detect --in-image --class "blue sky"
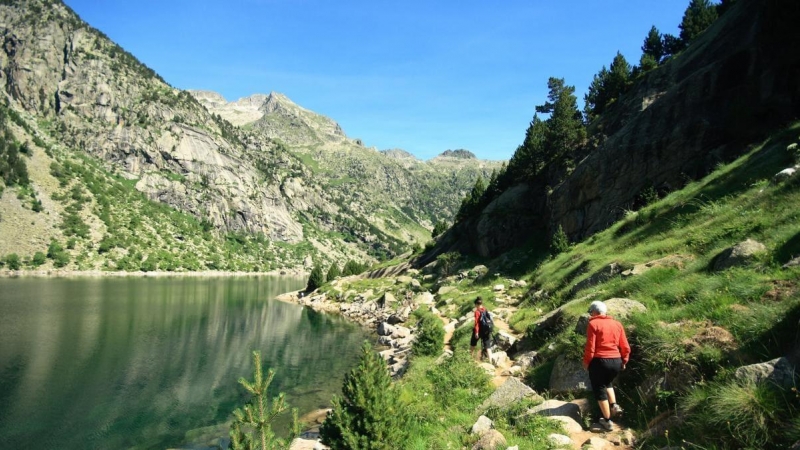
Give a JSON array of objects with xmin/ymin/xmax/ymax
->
[{"xmin": 64, "ymin": 0, "xmax": 689, "ymax": 161}]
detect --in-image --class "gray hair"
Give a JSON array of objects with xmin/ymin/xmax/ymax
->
[{"xmin": 588, "ymin": 300, "xmax": 607, "ymax": 315}]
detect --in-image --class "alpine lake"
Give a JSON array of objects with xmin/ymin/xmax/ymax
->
[{"xmin": 0, "ymin": 276, "xmax": 371, "ymax": 449}]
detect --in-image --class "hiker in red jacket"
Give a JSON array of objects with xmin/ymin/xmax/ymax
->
[
  {"xmin": 470, "ymin": 297, "xmax": 492, "ymax": 361},
  {"xmin": 583, "ymin": 300, "xmax": 631, "ymax": 431}
]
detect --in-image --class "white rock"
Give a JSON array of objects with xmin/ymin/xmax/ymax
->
[
  {"xmin": 471, "ymin": 415, "xmax": 493, "ymax": 435},
  {"xmin": 493, "ymin": 284, "xmax": 505, "ymax": 292},
  {"xmin": 490, "ymin": 351, "xmax": 508, "ymax": 367},
  {"xmin": 547, "ymin": 434, "xmax": 573, "ymax": 448}
]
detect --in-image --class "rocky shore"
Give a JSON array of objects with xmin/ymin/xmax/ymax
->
[{"xmin": 0, "ymin": 268, "xmax": 308, "ymax": 278}]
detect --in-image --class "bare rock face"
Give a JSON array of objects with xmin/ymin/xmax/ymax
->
[
  {"xmin": 549, "ymin": 355, "xmax": 591, "ymax": 393},
  {"xmin": 734, "ymin": 357, "xmax": 798, "ymax": 389}
]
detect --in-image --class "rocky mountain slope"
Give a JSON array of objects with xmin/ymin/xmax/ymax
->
[
  {"xmin": 0, "ymin": 0, "xmax": 502, "ymax": 272},
  {"xmin": 442, "ymin": 0, "xmax": 800, "ymax": 259}
]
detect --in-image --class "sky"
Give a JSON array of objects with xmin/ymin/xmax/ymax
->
[{"xmin": 63, "ymin": 0, "xmax": 690, "ymax": 161}]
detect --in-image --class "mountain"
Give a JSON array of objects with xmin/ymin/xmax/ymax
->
[{"xmin": 0, "ymin": 0, "xmax": 503, "ymax": 272}]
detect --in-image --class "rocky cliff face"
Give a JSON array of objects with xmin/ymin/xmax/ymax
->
[{"xmin": 453, "ymin": 0, "xmax": 800, "ymax": 258}]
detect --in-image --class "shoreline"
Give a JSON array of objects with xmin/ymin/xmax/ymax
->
[{"xmin": 0, "ymin": 268, "xmax": 308, "ymax": 278}]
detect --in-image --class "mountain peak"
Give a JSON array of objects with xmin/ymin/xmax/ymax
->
[{"xmin": 437, "ymin": 149, "xmax": 476, "ymax": 159}]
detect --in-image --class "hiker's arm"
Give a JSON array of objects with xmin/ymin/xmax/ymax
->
[
  {"xmin": 473, "ymin": 309, "xmax": 480, "ymax": 336},
  {"xmin": 619, "ymin": 324, "xmax": 631, "ymax": 368}
]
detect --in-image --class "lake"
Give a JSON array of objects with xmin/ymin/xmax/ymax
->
[{"xmin": 0, "ymin": 276, "xmax": 370, "ymax": 449}]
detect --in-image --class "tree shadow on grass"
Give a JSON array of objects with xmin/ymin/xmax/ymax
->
[{"xmin": 775, "ymin": 230, "xmax": 800, "ymax": 265}]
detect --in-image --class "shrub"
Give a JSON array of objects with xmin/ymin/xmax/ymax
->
[
  {"xmin": 326, "ymin": 263, "xmax": 341, "ymax": 281},
  {"xmin": 436, "ymin": 251, "xmax": 460, "ymax": 276},
  {"xmin": 53, "ymin": 251, "xmax": 70, "ymax": 268},
  {"xmin": 5, "ymin": 253, "xmax": 20, "ymax": 270},
  {"xmin": 412, "ymin": 309, "xmax": 445, "ymax": 357},
  {"xmin": 320, "ymin": 342, "xmax": 411, "ymax": 449},
  {"xmin": 31, "ymin": 251, "xmax": 46, "ymax": 267},
  {"xmin": 550, "ymin": 225, "xmax": 570, "ymax": 255}
]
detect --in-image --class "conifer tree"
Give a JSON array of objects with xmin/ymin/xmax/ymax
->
[
  {"xmin": 320, "ymin": 342, "xmax": 411, "ymax": 450},
  {"xmin": 606, "ymin": 52, "xmax": 632, "ymax": 103},
  {"xmin": 326, "ymin": 263, "xmax": 341, "ymax": 281},
  {"xmin": 229, "ymin": 351, "xmax": 299, "ymax": 450},
  {"xmin": 536, "ymin": 77, "xmax": 585, "ymax": 163},
  {"xmin": 431, "ymin": 220, "xmax": 448, "ymax": 238},
  {"xmin": 641, "ymin": 26, "xmax": 665, "ymax": 64},
  {"xmin": 306, "ymin": 264, "xmax": 324, "ymax": 293},
  {"xmin": 679, "ymin": 0, "xmax": 718, "ymax": 43}
]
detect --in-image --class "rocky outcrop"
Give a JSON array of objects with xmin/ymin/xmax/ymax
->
[
  {"xmin": 478, "ymin": 377, "xmax": 542, "ymax": 412},
  {"xmin": 734, "ymin": 357, "xmax": 797, "ymax": 389},
  {"xmin": 712, "ymin": 239, "xmax": 768, "ymax": 271},
  {"xmin": 549, "ymin": 355, "xmax": 591, "ymax": 393}
]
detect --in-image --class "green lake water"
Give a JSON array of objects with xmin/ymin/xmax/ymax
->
[{"xmin": 0, "ymin": 276, "xmax": 370, "ymax": 449}]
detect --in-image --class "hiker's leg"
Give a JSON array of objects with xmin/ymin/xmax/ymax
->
[
  {"xmin": 606, "ymin": 387, "xmax": 617, "ymax": 406},
  {"xmin": 470, "ymin": 345, "xmax": 478, "ymax": 360},
  {"xmin": 481, "ymin": 333, "xmax": 491, "ymax": 361},
  {"xmin": 597, "ymin": 399, "xmax": 611, "ymax": 420}
]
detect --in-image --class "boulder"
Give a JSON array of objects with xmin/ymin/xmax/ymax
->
[
  {"xmin": 414, "ymin": 292, "xmax": 435, "ymax": 305},
  {"xmin": 547, "ymin": 416, "xmax": 583, "ymax": 434},
  {"xmin": 410, "ymin": 279, "xmax": 422, "ymax": 290},
  {"xmin": 379, "ymin": 292, "xmax": 396, "ymax": 308},
  {"xmin": 713, "ymin": 239, "xmax": 767, "ymax": 271},
  {"xmin": 471, "ymin": 265, "xmax": 489, "ymax": 277},
  {"xmin": 471, "ymin": 415, "xmax": 493, "ymax": 435},
  {"xmin": 379, "ymin": 349, "xmax": 395, "ymax": 361},
  {"xmin": 495, "ymin": 331, "xmax": 517, "ymax": 351},
  {"xmin": 510, "ymin": 279, "xmax": 528, "ymax": 288},
  {"xmin": 547, "ymin": 434, "xmax": 572, "ymax": 448},
  {"xmin": 526, "ymin": 399, "xmax": 582, "ymax": 423},
  {"xmin": 490, "ymin": 351, "xmax": 509, "ymax": 367},
  {"xmin": 501, "ymin": 366, "xmax": 523, "ymax": 376},
  {"xmin": 387, "ymin": 314, "xmax": 405, "ymax": 325},
  {"xmin": 734, "ymin": 357, "xmax": 798, "ymax": 389},
  {"xmin": 377, "ymin": 322, "xmax": 396, "ymax": 336},
  {"xmin": 479, "ymin": 377, "xmax": 542, "ymax": 412},
  {"xmin": 479, "ymin": 362, "xmax": 496, "ymax": 376},
  {"xmin": 621, "ymin": 254, "xmax": 693, "ymax": 278},
  {"xmin": 783, "ymin": 256, "xmax": 800, "ymax": 269},
  {"xmin": 397, "ymin": 276, "xmax": 413, "ymax": 284},
  {"xmin": 774, "ymin": 167, "xmax": 797, "ymax": 182},
  {"xmin": 513, "ymin": 351, "xmax": 539, "ymax": 370},
  {"xmin": 471, "ymin": 429, "xmax": 506, "ymax": 450},
  {"xmin": 549, "ymin": 355, "xmax": 590, "ymax": 393},
  {"xmin": 391, "ymin": 326, "xmax": 411, "ymax": 339},
  {"xmin": 604, "ymin": 298, "xmax": 648, "ymax": 320},
  {"xmin": 377, "ymin": 335, "xmax": 393, "ymax": 346},
  {"xmin": 437, "ymin": 286, "xmax": 456, "ymax": 295},
  {"xmin": 493, "ymin": 284, "xmax": 505, "ymax": 292},
  {"xmin": 289, "ymin": 438, "xmax": 329, "ymax": 450}
]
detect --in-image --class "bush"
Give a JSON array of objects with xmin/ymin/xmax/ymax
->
[
  {"xmin": 320, "ymin": 342, "xmax": 411, "ymax": 449},
  {"xmin": 5, "ymin": 253, "xmax": 20, "ymax": 270},
  {"xmin": 31, "ymin": 251, "xmax": 46, "ymax": 267},
  {"xmin": 53, "ymin": 251, "xmax": 70, "ymax": 268},
  {"xmin": 550, "ymin": 225, "xmax": 570, "ymax": 255},
  {"xmin": 326, "ymin": 263, "xmax": 341, "ymax": 281},
  {"xmin": 412, "ymin": 309, "xmax": 445, "ymax": 357}
]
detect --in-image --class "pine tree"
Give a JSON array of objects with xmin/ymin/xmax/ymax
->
[
  {"xmin": 641, "ymin": 26, "xmax": 665, "ymax": 64},
  {"xmin": 431, "ymin": 221, "xmax": 448, "ymax": 238},
  {"xmin": 320, "ymin": 342, "xmax": 411, "ymax": 450},
  {"xmin": 606, "ymin": 52, "xmax": 632, "ymax": 104},
  {"xmin": 679, "ymin": 0, "xmax": 718, "ymax": 43},
  {"xmin": 229, "ymin": 351, "xmax": 299, "ymax": 450},
  {"xmin": 326, "ymin": 263, "xmax": 341, "ymax": 281},
  {"xmin": 536, "ymin": 77, "xmax": 585, "ymax": 164},
  {"xmin": 306, "ymin": 264, "xmax": 324, "ymax": 293},
  {"xmin": 509, "ymin": 114, "xmax": 548, "ymax": 178}
]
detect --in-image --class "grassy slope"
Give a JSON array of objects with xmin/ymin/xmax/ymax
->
[{"xmin": 342, "ymin": 122, "xmax": 800, "ymax": 449}]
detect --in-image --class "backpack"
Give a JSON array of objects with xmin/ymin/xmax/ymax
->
[{"xmin": 479, "ymin": 309, "xmax": 494, "ymax": 332}]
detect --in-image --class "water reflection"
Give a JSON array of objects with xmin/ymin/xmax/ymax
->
[{"xmin": 0, "ymin": 277, "xmax": 369, "ymax": 449}]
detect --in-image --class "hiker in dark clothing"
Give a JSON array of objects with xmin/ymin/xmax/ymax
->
[{"xmin": 470, "ymin": 297, "xmax": 493, "ymax": 361}]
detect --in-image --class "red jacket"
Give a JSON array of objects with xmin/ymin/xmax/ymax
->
[{"xmin": 583, "ymin": 315, "xmax": 631, "ymax": 367}]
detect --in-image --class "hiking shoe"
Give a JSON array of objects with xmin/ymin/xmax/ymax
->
[
  {"xmin": 611, "ymin": 403, "xmax": 623, "ymax": 418},
  {"xmin": 599, "ymin": 418, "xmax": 614, "ymax": 431}
]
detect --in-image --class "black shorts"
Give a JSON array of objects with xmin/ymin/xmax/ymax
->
[
  {"xmin": 588, "ymin": 358, "xmax": 622, "ymax": 400},
  {"xmin": 470, "ymin": 330, "xmax": 491, "ymax": 349}
]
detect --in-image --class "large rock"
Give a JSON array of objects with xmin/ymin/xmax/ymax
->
[
  {"xmin": 605, "ymin": 298, "xmax": 647, "ymax": 319},
  {"xmin": 377, "ymin": 322, "xmax": 396, "ymax": 336},
  {"xmin": 471, "ymin": 415, "xmax": 493, "ymax": 435},
  {"xmin": 513, "ymin": 351, "xmax": 539, "ymax": 370},
  {"xmin": 581, "ymin": 437, "xmax": 612, "ymax": 450},
  {"xmin": 378, "ymin": 291, "xmax": 396, "ymax": 308},
  {"xmin": 526, "ymin": 399, "xmax": 582, "ymax": 423},
  {"xmin": 391, "ymin": 326, "xmax": 411, "ymax": 339},
  {"xmin": 414, "ymin": 292, "xmax": 435, "ymax": 305},
  {"xmin": 547, "ymin": 434, "xmax": 573, "ymax": 448},
  {"xmin": 289, "ymin": 438, "xmax": 329, "ymax": 450},
  {"xmin": 734, "ymin": 357, "xmax": 797, "ymax": 389},
  {"xmin": 713, "ymin": 239, "xmax": 767, "ymax": 271},
  {"xmin": 621, "ymin": 254, "xmax": 693, "ymax": 278},
  {"xmin": 549, "ymin": 355, "xmax": 591, "ymax": 393},
  {"xmin": 547, "ymin": 416, "xmax": 583, "ymax": 434},
  {"xmin": 571, "ymin": 263, "xmax": 628, "ymax": 294},
  {"xmin": 490, "ymin": 351, "xmax": 508, "ymax": 368},
  {"xmin": 494, "ymin": 331, "xmax": 517, "ymax": 351},
  {"xmin": 479, "ymin": 377, "xmax": 543, "ymax": 412},
  {"xmin": 471, "ymin": 430, "xmax": 506, "ymax": 450}
]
